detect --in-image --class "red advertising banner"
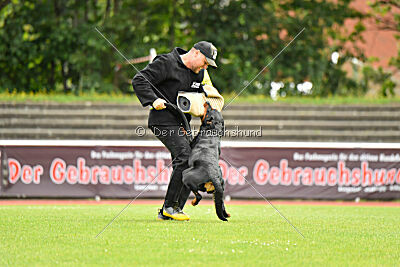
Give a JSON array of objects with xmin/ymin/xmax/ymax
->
[{"xmin": 1, "ymin": 141, "xmax": 400, "ymax": 199}]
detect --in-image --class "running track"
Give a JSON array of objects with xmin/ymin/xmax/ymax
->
[{"xmin": 0, "ymin": 199, "xmax": 399, "ymax": 207}]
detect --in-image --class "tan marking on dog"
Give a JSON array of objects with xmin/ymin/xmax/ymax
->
[{"xmin": 204, "ymin": 182, "xmax": 215, "ymax": 192}]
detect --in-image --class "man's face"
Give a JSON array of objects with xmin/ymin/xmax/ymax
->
[{"xmin": 193, "ymin": 50, "xmax": 209, "ymax": 73}]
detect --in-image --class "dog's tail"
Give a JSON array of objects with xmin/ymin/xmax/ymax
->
[{"xmin": 212, "ymin": 178, "xmax": 228, "ymax": 221}]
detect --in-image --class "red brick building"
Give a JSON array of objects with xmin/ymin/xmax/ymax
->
[{"xmin": 346, "ymin": 0, "xmax": 398, "ymax": 68}]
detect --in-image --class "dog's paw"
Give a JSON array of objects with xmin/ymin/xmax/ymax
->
[{"xmin": 223, "ymin": 210, "xmax": 231, "ymax": 218}]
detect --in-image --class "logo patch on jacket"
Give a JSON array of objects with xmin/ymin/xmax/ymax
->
[{"xmin": 191, "ymin": 82, "xmax": 201, "ymax": 89}]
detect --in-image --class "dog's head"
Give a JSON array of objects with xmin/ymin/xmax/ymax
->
[{"xmin": 201, "ymin": 102, "xmax": 224, "ymax": 133}]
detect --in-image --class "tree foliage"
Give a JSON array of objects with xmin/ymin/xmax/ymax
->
[
  {"xmin": 367, "ymin": 0, "xmax": 399, "ymax": 96},
  {"xmin": 0, "ymin": 0, "xmax": 375, "ymax": 97}
]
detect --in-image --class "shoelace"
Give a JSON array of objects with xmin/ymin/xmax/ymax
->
[{"xmin": 175, "ymin": 207, "xmax": 185, "ymax": 214}]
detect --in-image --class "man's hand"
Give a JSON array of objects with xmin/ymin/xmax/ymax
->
[{"xmin": 152, "ymin": 98, "xmax": 167, "ymax": 110}]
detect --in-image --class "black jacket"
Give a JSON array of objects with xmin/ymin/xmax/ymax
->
[{"xmin": 132, "ymin": 47, "xmax": 205, "ymax": 127}]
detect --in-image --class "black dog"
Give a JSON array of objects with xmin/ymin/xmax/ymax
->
[{"xmin": 180, "ymin": 103, "xmax": 230, "ymax": 221}]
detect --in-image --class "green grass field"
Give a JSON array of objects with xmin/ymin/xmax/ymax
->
[
  {"xmin": 1, "ymin": 204, "xmax": 399, "ymax": 266},
  {"xmin": 2, "ymin": 91, "xmax": 400, "ymax": 105}
]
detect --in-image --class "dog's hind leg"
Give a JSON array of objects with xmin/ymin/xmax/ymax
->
[
  {"xmin": 218, "ymin": 167, "xmax": 230, "ymax": 218},
  {"xmin": 222, "ymin": 203, "xmax": 231, "ymax": 218},
  {"xmin": 211, "ymin": 175, "xmax": 228, "ymax": 221}
]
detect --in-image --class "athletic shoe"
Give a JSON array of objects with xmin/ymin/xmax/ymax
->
[
  {"xmin": 157, "ymin": 209, "xmax": 172, "ymax": 221},
  {"xmin": 162, "ymin": 206, "xmax": 190, "ymax": 221}
]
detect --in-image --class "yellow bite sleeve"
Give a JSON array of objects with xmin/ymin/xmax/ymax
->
[{"xmin": 202, "ymin": 69, "xmax": 213, "ymax": 87}]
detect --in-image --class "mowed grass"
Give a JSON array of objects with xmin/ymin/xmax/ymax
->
[
  {"xmin": 0, "ymin": 203, "xmax": 399, "ymax": 266},
  {"xmin": 2, "ymin": 91, "xmax": 400, "ymax": 105}
]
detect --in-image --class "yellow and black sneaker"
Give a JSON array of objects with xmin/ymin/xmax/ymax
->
[
  {"xmin": 162, "ymin": 206, "xmax": 190, "ymax": 221},
  {"xmin": 157, "ymin": 209, "xmax": 172, "ymax": 221}
]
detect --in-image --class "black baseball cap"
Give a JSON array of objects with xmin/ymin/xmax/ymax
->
[{"xmin": 194, "ymin": 41, "xmax": 218, "ymax": 68}]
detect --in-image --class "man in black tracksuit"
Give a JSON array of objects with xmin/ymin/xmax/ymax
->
[{"xmin": 131, "ymin": 41, "xmax": 218, "ymax": 221}]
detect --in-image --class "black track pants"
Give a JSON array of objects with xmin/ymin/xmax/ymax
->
[{"xmin": 150, "ymin": 125, "xmax": 191, "ymax": 208}]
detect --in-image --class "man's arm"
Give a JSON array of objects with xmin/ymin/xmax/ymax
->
[{"xmin": 131, "ymin": 56, "xmax": 168, "ymax": 107}]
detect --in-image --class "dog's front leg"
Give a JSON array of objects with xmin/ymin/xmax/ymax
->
[
  {"xmin": 183, "ymin": 166, "xmax": 207, "ymax": 207},
  {"xmin": 191, "ymin": 191, "xmax": 202, "ymax": 206}
]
